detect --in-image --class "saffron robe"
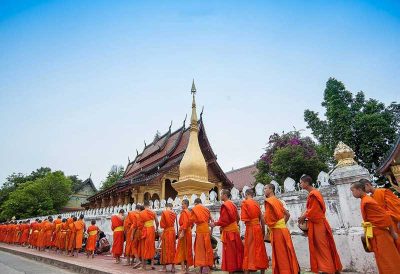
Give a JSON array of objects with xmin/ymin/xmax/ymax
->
[
  {"xmin": 53, "ymin": 218, "xmax": 62, "ymax": 247},
  {"xmin": 174, "ymin": 209, "xmax": 194, "ymax": 266},
  {"xmin": 36, "ymin": 222, "xmax": 45, "ymax": 248},
  {"xmin": 30, "ymin": 222, "xmax": 39, "ymax": 247},
  {"xmin": 86, "ymin": 225, "xmax": 99, "ymax": 252},
  {"xmin": 60, "ymin": 222, "xmax": 69, "ymax": 250},
  {"xmin": 241, "ymin": 199, "xmax": 269, "ymax": 271},
  {"xmin": 130, "ymin": 211, "xmax": 142, "ymax": 257},
  {"xmin": 361, "ymin": 194, "xmax": 400, "ymax": 273},
  {"xmin": 139, "ymin": 208, "xmax": 157, "ymax": 260},
  {"xmin": 43, "ymin": 221, "xmax": 54, "ymax": 247},
  {"xmin": 265, "ymin": 196, "xmax": 299, "ymax": 274},
  {"xmin": 305, "ymin": 189, "xmax": 342, "ymax": 273},
  {"xmin": 191, "ymin": 204, "xmax": 214, "ymax": 267},
  {"xmin": 124, "ymin": 211, "xmax": 135, "ymax": 257},
  {"xmin": 214, "ymin": 200, "xmax": 244, "ymax": 272},
  {"xmin": 65, "ymin": 218, "xmax": 74, "ymax": 251},
  {"xmin": 74, "ymin": 219, "xmax": 85, "ymax": 249},
  {"xmin": 111, "ymin": 214, "xmax": 124, "ymax": 257},
  {"xmin": 371, "ymin": 188, "xmax": 400, "ymax": 251},
  {"xmin": 19, "ymin": 223, "xmax": 30, "ymax": 245},
  {"xmin": 160, "ymin": 209, "xmax": 177, "ymax": 265},
  {"xmin": 68, "ymin": 220, "xmax": 76, "ymax": 251}
]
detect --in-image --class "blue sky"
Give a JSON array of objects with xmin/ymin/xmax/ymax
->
[{"xmin": 0, "ymin": 0, "xmax": 399, "ymax": 188}]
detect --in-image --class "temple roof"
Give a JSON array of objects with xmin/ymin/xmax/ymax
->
[
  {"xmin": 88, "ymin": 117, "xmax": 232, "ymax": 201},
  {"xmin": 226, "ymin": 164, "xmax": 258, "ymax": 191},
  {"xmin": 377, "ymin": 133, "xmax": 400, "ymax": 174},
  {"xmin": 73, "ymin": 177, "xmax": 97, "ymax": 193}
]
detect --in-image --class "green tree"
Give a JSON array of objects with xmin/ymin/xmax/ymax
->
[
  {"xmin": 0, "ymin": 171, "xmax": 72, "ymax": 220},
  {"xmin": 256, "ymin": 131, "xmax": 328, "ymax": 186},
  {"xmin": 100, "ymin": 165, "xmax": 125, "ymax": 191},
  {"xmin": 304, "ymin": 78, "xmax": 400, "ymax": 173}
]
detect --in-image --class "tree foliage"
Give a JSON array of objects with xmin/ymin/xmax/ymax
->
[
  {"xmin": 256, "ymin": 131, "xmax": 328, "ymax": 185},
  {"xmin": 100, "ymin": 165, "xmax": 125, "ymax": 191},
  {"xmin": 304, "ymin": 78, "xmax": 400, "ymax": 174},
  {"xmin": 0, "ymin": 171, "xmax": 72, "ymax": 220}
]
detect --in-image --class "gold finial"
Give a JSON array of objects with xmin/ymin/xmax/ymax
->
[
  {"xmin": 190, "ymin": 80, "xmax": 198, "ymax": 129},
  {"xmin": 334, "ymin": 141, "xmax": 357, "ymax": 167},
  {"xmin": 191, "ymin": 79, "xmax": 196, "ymax": 94}
]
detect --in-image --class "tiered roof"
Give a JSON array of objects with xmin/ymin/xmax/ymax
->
[{"xmin": 88, "ymin": 116, "xmax": 231, "ymax": 201}]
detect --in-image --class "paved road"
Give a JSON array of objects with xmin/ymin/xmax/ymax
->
[{"xmin": 0, "ymin": 250, "xmax": 77, "ymax": 274}]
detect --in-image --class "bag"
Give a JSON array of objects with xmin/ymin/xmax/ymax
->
[
  {"xmin": 361, "ymin": 235, "xmax": 372, "ymax": 253},
  {"xmin": 298, "ymin": 220, "xmax": 308, "ymax": 232}
]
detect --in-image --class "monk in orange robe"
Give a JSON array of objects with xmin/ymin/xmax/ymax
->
[
  {"xmin": 190, "ymin": 198, "xmax": 213, "ymax": 273},
  {"xmin": 124, "ymin": 209, "xmax": 136, "ymax": 265},
  {"xmin": 131, "ymin": 205, "xmax": 144, "ymax": 268},
  {"xmin": 160, "ymin": 203, "xmax": 177, "ymax": 272},
  {"xmin": 19, "ymin": 220, "xmax": 30, "ymax": 246},
  {"xmin": 43, "ymin": 216, "xmax": 54, "ymax": 249},
  {"xmin": 351, "ymin": 181, "xmax": 400, "ymax": 273},
  {"xmin": 363, "ymin": 179, "xmax": 400, "ymax": 251},
  {"xmin": 36, "ymin": 220, "xmax": 45, "ymax": 251},
  {"xmin": 264, "ymin": 184, "xmax": 299, "ymax": 274},
  {"xmin": 59, "ymin": 218, "xmax": 68, "ymax": 252},
  {"xmin": 139, "ymin": 200, "xmax": 159, "ymax": 270},
  {"xmin": 67, "ymin": 216, "xmax": 77, "ymax": 256},
  {"xmin": 53, "ymin": 216, "xmax": 62, "ymax": 249},
  {"xmin": 65, "ymin": 216, "xmax": 74, "ymax": 254},
  {"xmin": 15, "ymin": 221, "xmax": 22, "ymax": 244},
  {"xmin": 111, "ymin": 209, "xmax": 125, "ymax": 263},
  {"xmin": 86, "ymin": 219, "xmax": 99, "ymax": 258},
  {"xmin": 30, "ymin": 219, "xmax": 40, "ymax": 248},
  {"xmin": 211, "ymin": 189, "xmax": 244, "ymax": 273},
  {"xmin": 74, "ymin": 215, "xmax": 86, "ymax": 256},
  {"xmin": 174, "ymin": 199, "xmax": 193, "ymax": 273},
  {"xmin": 298, "ymin": 175, "xmax": 342, "ymax": 274},
  {"xmin": 241, "ymin": 188, "xmax": 269, "ymax": 274}
]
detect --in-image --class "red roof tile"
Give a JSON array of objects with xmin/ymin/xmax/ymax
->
[{"xmin": 226, "ymin": 164, "xmax": 258, "ymax": 190}]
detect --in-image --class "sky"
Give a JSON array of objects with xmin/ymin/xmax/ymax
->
[{"xmin": 0, "ymin": 0, "xmax": 399, "ymax": 189}]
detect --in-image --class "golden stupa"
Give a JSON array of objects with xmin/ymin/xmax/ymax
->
[{"xmin": 172, "ymin": 81, "xmax": 215, "ymax": 198}]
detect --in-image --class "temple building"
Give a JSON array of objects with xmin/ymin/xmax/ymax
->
[
  {"xmin": 86, "ymin": 82, "xmax": 232, "ymax": 209},
  {"xmin": 63, "ymin": 176, "xmax": 97, "ymax": 212},
  {"xmin": 378, "ymin": 134, "xmax": 400, "ymax": 192}
]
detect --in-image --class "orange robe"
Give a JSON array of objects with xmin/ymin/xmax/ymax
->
[
  {"xmin": 111, "ymin": 214, "xmax": 124, "ymax": 257},
  {"xmin": 86, "ymin": 225, "xmax": 99, "ymax": 252},
  {"xmin": 371, "ymin": 188, "xmax": 400, "ymax": 251},
  {"xmin": 265, "ymin": 196, "xmax": 299, "ymax": 274},
  {"xmin": 124, "ymin": 211, "xmax": 135, "ymax": 257},
  {"xmin": 68, "ymin": 221, "xmax": 76, "ymax": 251},
  {"xmin": 160, "ymin": 209, "xmax": 177, "ymax": 265},
  {"xmin": 174, "ymin": 209, "xmax": 194, "ymax": 266},
  {"xmin": 214, "ymin": 200, "xmax": 244, "ymax": 272},
  {"xmin": 74, "ymin": 220, "xmax": 85, "ymax": 249},
  {"xmin": 60, "ymin": 222, "xmax": 69, "ymax": 250},
  {"xmin": 15, "ymin": 224, "xmax": 21, "ymax": 244},
  {"xmin": 130, "ymin": 212, "xmax": 142, "ymax": 257},
  {"xmin": 241, "ymin": 199, "xmax": 268, "ymax": 271},
  {"xmin": 43, "ymin": 220, "xmax": 54, "ymax": 247},
  {"xmin": 20, "ymin": 224, "xmax": 30, "ymax": 245},
  {"xmin": 53, "ymin": 219, "xmax": 62, "ymax": 248},
  {"xmin": 191, "ymin": 204, "xmax": 213, "ymax": 267},
  {"xmin": 65, "ymin": 218, "xmax": 74, "ymax": 250},
  {"xmin": 305, "ymin": 189, "xmax": 342, "ymax": 273},
  {"xmin": 37, "ymin": 222, "xmax": 45, "ymax": 248},
  {"xmin": 30, "ymin": 222, "xmax": 39, "ymax": 247},
  {"xmin": 139, "ymin": 208, "xmax": 156, "ymax": 260},
  {"xmin": 361, "ymin": 194, "xmax": 400, "ymax": 273}
]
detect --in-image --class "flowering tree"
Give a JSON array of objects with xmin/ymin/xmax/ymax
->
[{"xmin": 255, "ymin": 131, "xmax": 328, "ymax": 186}]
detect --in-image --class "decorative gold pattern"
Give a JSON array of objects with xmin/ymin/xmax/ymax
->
[{"xmin": 334, "ymin": 141, "xmax": 357, "ymax": 167}]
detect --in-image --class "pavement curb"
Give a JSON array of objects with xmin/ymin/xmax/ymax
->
[{"xmin": 0, "ymin": 246, "xmax": 110, "ymax": 274}]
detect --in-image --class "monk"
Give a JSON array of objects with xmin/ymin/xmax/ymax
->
[
  {"xmin": 86, "ymin": 219, "xmax": 99, "ymax": 258},
  {"xmin": 363, "ymin": 178, "xmax": 400, "ymax": 251},
  {"xmin": 139, "ymin": 200, "xmax": 159, "ymax": 270},
  {"xmin": 15, "ymin": 221, "xmax": 22, "ymax": 244},
  {"xmin": 111, "ymin": 209, "xmax": 125, "ymax": 263},
  {"xmin": 298, "ymin": 175, "xmax": 342, "ymax": 274},
  {"xmin": 74, "ymin": 215, "xmax": 86, "ymax": 256},
  {"xmin": 20, "ymin": 220, "xmax": 30, "ymax": 246},
  {"xmin": 160, "ymin": 203, "xmax": 177, "ymax": 272},
  {"xmin": 67, "ymin": 216, "xmax": 77, "ymax": 256},
  {"xmin": 65, "ymin": 216, "xmax": 75, "ymax": 255},
  {"xmin": 29, "ymin": 219, "xmax": 40, "ymax": 248},
  {"xmin": 211, "ymin": 189, "xmax": 244, "ymax": 274},
  {"xmin": 59, "ymin": 218, "xmax": 68, "ymax": 253},
  {"xmin": 350, "ymin": 181, "xmax": 400, "ymax": 273},
  {"xmin": 241, "ymin": 188, "xmax": 269, "ymax": 274},
  {"xmin": 53, "ymin": 216, "xmax": 62, "ymax": 250},
  {"xmin": 131, "ymin": 205, "xmax": 144, "ymax": 268},
  {"xmin": 43, "ymin": 216, "xmax": 54, "ymax": 249},
  {"xmin": 174, "ymin": 199, "xmax": 193, "ymax": 273},
  {"xmin": 36, "ymin": 220, "xmax": 45, "ymax": 251},
  {"xmin": 264, "ymin": 184, "xmax": 299, "ymax": 274},
  {"xmin": 124, "ymin": 208, "xmax": 136, "ymax": 265}
]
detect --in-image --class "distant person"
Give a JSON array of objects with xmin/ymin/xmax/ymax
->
[
  {"xmin": 96, "ymin": 231, "xmax": 110, "ymax": 254},
  {"xmin": 160, "ymin": 203, "xmax": 176, "ymax": 272},
  {"xmin": 74, "ymin": 214, "xmax": 86, "ymax": 256},
  {"xmin": 111, "ymin": 209, "xmax": 125, "ymax": 263},
  {"xmin": 139, "ymin": 200, "xmax": 159, "ymax": 270},
  {"xmin": 174, "ymin": 199, "xmax": 193, "ymax": 274},
  {"xmin": 86, "ymin": 219, "xmax": 99, "ymax": 258}
]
